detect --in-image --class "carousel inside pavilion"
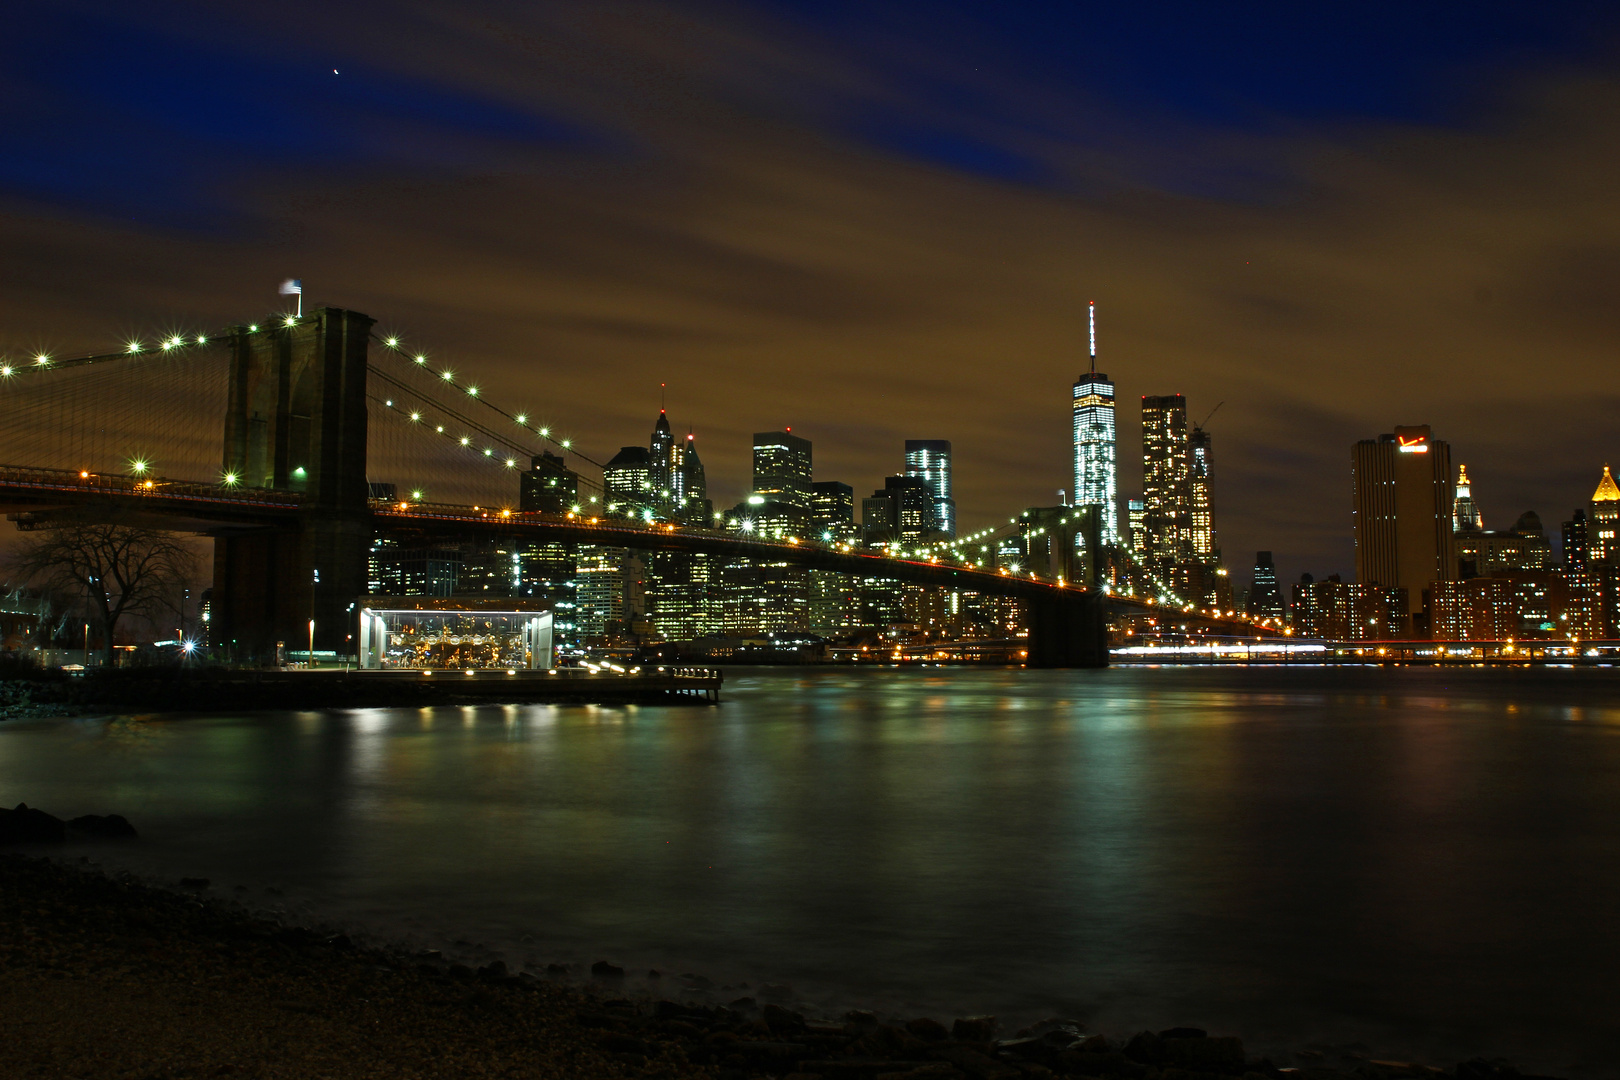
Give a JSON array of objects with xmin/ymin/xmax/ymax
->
[{"xmin": 357, "ymin": 597, "xmax": 554, "ymax": 670}]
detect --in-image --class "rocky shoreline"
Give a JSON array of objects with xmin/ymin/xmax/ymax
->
[{"xmin": 0, "ymin": 845, "xmax": 1566, "ymax": 1080}]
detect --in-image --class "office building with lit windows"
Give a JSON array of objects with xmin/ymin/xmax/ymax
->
[
  {"xmin": 1141, "ymin": 394, "xmax": 1190, "ymax": 574},
  {"xmin": 604, "ymin": 445, "xmax": 654, "ymax": 521},
  {"xmin": 1246, "ymin": 551, "xmax": 1284, "ymax": 622},
  {"xmin": 752, "ymin": 431, "xmax": 813, "ymax": 519},
  {"xmin": 903, "ymin": 440, "xmax": 955, "ymax": 538}
]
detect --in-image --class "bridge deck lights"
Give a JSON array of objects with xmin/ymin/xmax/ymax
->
[
  {"xmin": 283, "ymin": 316, "xmax": 297, "ymax": 327},
  {"xmin": 385, "ymin": 337, "xmax": 399, "ymax": 348}
]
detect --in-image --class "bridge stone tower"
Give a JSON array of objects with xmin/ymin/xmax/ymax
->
[{"xmin": 212, "ymin": 308, "xmax": 373, "ymax": 661}]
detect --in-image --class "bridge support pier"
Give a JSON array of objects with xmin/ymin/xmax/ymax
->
[
  {"xmin": 1026, "ymin": 591, "xmax": 1110, "ymax": 668},
  {"xmin": 212, "ymin": 308, "xmax": 373, "ymax": 662}
]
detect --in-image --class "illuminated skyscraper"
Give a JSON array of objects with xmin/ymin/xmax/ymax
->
[
  {"xmin": 1188, "ymin": 425, "xmax": 1216, "ymax": 561},
  {"xmin": 903, "ymin": 440, "xmax": 954, "ymax": 538},
  {"xmin": 1071, "ymin": 303, "xmax": 1118, "ymax": 543},
  {"xmin": 1453, "ymin": 464, "xmax": 1483, "ymax": 533},
  {"xmin": 1352, "ymin": 425, "xmax": 1456, "ymax": 621},
  {"xmin": 1141, "ymin": 393, "xmax": 1190, "ymax": 573},
  {"xmin": 1588, "ymin": 465, "xmax": 1620, "ymax": 563}
]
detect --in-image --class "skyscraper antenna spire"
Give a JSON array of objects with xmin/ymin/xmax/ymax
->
[
  {"xmin": 661, "ymin": 382, "xmax": 666, "ymax": 413},
  {"xmin": 1088, "ymin": 301, "xmax": 1096, "ymax": 374}
]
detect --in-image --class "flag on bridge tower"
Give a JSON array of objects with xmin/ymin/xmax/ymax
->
[{"xmin": 279, "ymin": 278, "xmax": 302, "ymax": 317}]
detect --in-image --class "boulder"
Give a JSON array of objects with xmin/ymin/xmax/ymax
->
[
  {"xmin": 68, "ymin": 813, "xmax": 137, "ymax": 839},
  {"xmin": 763, "ymin": 1003, "xmax": 807, "ymax": 1033},
  {"xmin": 906, "ymin": 1018, "xmax": 952, "ymax": 1043},
  {"xmin": 952, "ymin": 1016, "xmax": 999, "ymax": 1043},
  {"xmin": 1123, "ymin": 1031, "xmax": 1162, "ymax": 1064},
  {"xmin": 1160, "ymin": 1034, "xmax": 1244, "ymax": 1071},
  {"xmin": 0, "ymin": 803, "xmax": 66, "ymax": 843},
  {"xmin": 590, "ymin": 960, "xmax": 626, "ymax": 980},
  {"xmin": 851, "ymin": 1024, "xmax": 929, "ymax": 1058}
]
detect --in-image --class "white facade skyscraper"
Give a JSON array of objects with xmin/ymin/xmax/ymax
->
[
  {"xmin": 904, "ymin": 439, "xmax": 955, "ymax": 538},
  {"xmin": 1072, "ymin": 302, "xmax": 1119, "ymax": 543}
]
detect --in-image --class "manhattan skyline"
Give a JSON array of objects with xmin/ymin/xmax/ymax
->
[{"xmin": 4, "ymin": 3, "xmax": 1620, "ymax": 589}]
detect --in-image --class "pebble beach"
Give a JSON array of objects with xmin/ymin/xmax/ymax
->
[{"xmin": 0, "ymin": 850, "xmax": 1557, "ymax": 1080}]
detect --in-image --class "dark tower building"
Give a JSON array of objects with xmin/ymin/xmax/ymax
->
[
  {"xmin": 1563, "ymin": 509, "xmax": 1589, "ymax": 569},
  {"xmin": 1246, "ymin": 551, "xmax": 1285, "ymax": 622},
  {"xmin": 811, "ymin": 481, "xmax": 856, "ymax": 540},
  {"xmin": 649, "ymin": 410, "xmax": 676, "ymax": 507},
  {"xmin": 1352, "ymin": 425, "xmax": 1456, "ymax": 624},
  {"xmin": 753, "ymin": 430, "xmax": 813, "ymax": 520},
  {"xmin": 520, "ymin": 451, "xmax": 579, "ymax": 513},
  {"xmin": 677, "ymin": 433, "xmax": 712, "ymax": 526},
  {"xmin": 862, "ymin": 476, "xmax": 931, "ymax": 547},
  {"xmin": 604, "ymin": 445, "xmax": 654, "ymax": 521}
]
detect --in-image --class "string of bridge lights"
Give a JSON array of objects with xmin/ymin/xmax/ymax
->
[
  {"xmin": 0, "ymin": 316, "xmax": 604, "ymax": 498},
  {"xmin": 371, "ymin": 332, "xmax": 605, "ymax": 471}
]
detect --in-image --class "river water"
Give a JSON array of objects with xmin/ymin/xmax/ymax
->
[{"xmin": 3, "ymin": 666, "xmax": 1618, "ymax": 1074}]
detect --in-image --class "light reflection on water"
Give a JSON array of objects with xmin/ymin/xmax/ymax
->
[{"xmin": 2, "ymin": 666, "xmax": 1620, "ymax": 1075}]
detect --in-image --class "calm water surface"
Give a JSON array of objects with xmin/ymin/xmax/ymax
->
[{"xmin": 3, "ymin": 666, "xmax": 1619, "ymax": 1074}]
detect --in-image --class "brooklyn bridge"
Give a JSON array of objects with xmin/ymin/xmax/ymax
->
[{"xmin": 0, "ymin": 307, "xmax": 1265, "ymax": 667}]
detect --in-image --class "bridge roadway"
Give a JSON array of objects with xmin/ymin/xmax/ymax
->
[
  {"xmin": 0, "ymin": 464, "xmax": 1265, "ymax": 665},
  {"xmin": 0, "ymin": 463, "xmax": 1106, "ymax": 601}
]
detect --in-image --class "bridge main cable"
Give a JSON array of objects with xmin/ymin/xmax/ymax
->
[{"xmin": 370, "ymin": 333, "xmax": 605, "ymax": 471}]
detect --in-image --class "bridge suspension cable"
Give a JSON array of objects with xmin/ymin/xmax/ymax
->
[{"xmin": 369, "ymin": 333, "xmax": 605, "ymax": 471}]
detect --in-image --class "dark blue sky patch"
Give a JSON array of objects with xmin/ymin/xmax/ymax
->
[
  {"xmin": 0, "ymin": 7, "xmax": 600, "ymax": 229},
  {"xmin": 764, "ymin": 0, "xmax": 1620, "ymax": 128},
  {"xmin": 851, "ymin": 116, "xmax": 1052, "ymax": 186}
]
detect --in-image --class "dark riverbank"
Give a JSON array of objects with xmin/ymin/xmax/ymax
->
[
  {"xmin": 0, "ymin": 665, "xmax": 721, "ymax": 720},
  {"xmin": 0, "ymin": 851, "xmax": 1557, "ymax": 1080}
]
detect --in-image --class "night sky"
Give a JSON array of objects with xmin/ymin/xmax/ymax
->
[{"xmin": 5, "ymin": 1, "xmax": 1620, "ymax": 587}]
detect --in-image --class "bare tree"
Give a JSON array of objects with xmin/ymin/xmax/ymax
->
[{"xmin": 8, "ymin": 522, "xmax": 198, "ymax": 665}]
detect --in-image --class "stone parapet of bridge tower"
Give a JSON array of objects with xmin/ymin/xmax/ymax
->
[{"xmin": 213, "ymin": 308, "xmax": 374, "ymax": 661}]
